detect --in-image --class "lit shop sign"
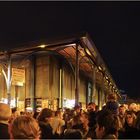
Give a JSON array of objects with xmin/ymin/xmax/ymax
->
[
  {"xmin": 0, "ymin": 98, "xmax": 16, "ymax": 108},
  {"xmin": 12, "ymin": 68, "xmax": 25, "ymax": 86},
  {"xmin": 63, "ymin": 99, "xmax": 75, "ymax": 109}
]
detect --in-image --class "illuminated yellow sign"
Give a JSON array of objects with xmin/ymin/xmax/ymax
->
[{"xmin": 12, "ymin": 68, "xmax": 25, "ymax": 86}]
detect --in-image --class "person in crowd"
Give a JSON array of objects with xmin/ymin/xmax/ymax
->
[
  {"xmin": 118, "ymin": 104, "xmax": 126, "ymax": 130},
  {"xmin": 105, "ymin": 93, "xmax": 119, "ymax": 115},
  {"xmin": 125, "ymin": 110, "xmax": 137, "ymax": 129},
  {"xmin": 50, "ymin": 110, "xmax": 65, "ymax": 135},
  {"xmin": 33, "ymin": 110, "xmax": 40, "ymax": 119},
  {"xmin": 9, "ymin": 115, "xmax": 40, "ymax": 139},
  {"xmin": 9, "ymin": 107, "xmax": 20, "ymax": 123},
  {"xmin": 87, "ymin": 102, "xmax": 97, "ymax": 129},
  {"xmin": 0, "ymin": 103, "xmax": 11, "ymax": 139},
  {"xmin": 95, "ymin": 105, "xmax": 99, "ymax": 113},
  {"xmin": 74, "ymin": 104, "xmax": 81, "ymax": 116},
  {"xmin": 133, "ymin": 111, "xmax": 140, "ymax": 138},
  {"xmin": 80, "ymin": 112, "xmax": 96, "ymax": 139},
  {"xmin": 63, "ymin": 109, "xmax": 75, "ymax": 129},
  {"xmin": 128, "ymin": 103, "xmax": 138, "ymax": 114},
  {"xmin": 71, "ymin": 114, "xmax": 82, "ymax": 129},
  {"xmin": 37, "ymin": 108, "xmax": 54, "ymax": 139},
  {"xmin": 63, "ymin": 129, "xmax": 82, "ymax": 139},
  {"xmin": 135, "ymin": 111, "xmax": 140, "ymax": 130},
  {"xmin": 120, "ymin": 110, "xmax": 138, "ymax": 139},
  {"xmin": 107, "ymin": 93, "xmax": 117, "ymax": 102},
  {"xmin": 63, "ymin": 108, "xmax": 71, "ymax": 123},
  {"xmin": 87, "ymin": 102, "xmax": 96, "ymax": 112},
  {"xmin": 95, "ymin": 109, "xmax": 119, "ymax": 139}
]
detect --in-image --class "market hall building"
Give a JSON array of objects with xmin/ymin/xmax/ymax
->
[{"xmin": 0, "ymin": 33, "xmax": 121, "ymax": 111}]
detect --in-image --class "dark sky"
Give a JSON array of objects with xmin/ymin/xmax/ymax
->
[{"xmin": 0, "ymin": 2, "xmax": 140, "ymax": 99}]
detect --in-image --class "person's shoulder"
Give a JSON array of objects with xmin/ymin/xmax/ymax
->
[
  {"xmin": 103, "ymin": 134, "xmax": 117, "ymax": 139},
  {"xmin": 0, "ymin": 123, "xmax": 8, "ymax": 128}
]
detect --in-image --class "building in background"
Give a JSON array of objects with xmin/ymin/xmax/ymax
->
[{"xmin": 0, "ymin": 32, "xmax": 121, "ymax": 111}]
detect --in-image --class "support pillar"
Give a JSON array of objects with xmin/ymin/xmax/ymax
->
[
  {"xmin": 30, "ymin": 55, "xmax": 36, "ymax": 112},
  {"xmin": 101, "ymin": 73, "xmax": 105, "ymax": 109},
  {"xmin": 98, "ymin": 88, "xmax": 100, "ymax": 109},
  {"xmin": 7, "ymin": 54, "xmax": 12, "ymax": 105},
  {"xmin": 92, "ymin": 66, "xmax": 96, "ymax": 102},
  {"xmin": 15, "ymin": 85, "xmax": 18, "ymax": 108},
  {"xmin": 75, "ymin": 44, "xmax": 79, "ymax": 106},
  {"xmin": 59, "ymin": 68, "xmax": 63, "ymax": 108}
]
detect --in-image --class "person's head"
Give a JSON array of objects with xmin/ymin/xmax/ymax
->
[
  {"xmin": 95, "ymin": 109, "xmax": 119, "ymax": 139},
  {"xmin": 0, "ymin": 103, "xmax": 11, "ymax": 123},
  {"xmin": 55, "ymin": 110, "xmax": 63, "ymax": 119},
  {"xmin": 37, "ymin": 108, "xmax": 52, "ymax": 122},
  {"xmin": 107, "ymin": 93, "xmax": 117, "ymax": 101},
  {"xmin": 95, "ymin": 105, "xmax": 99, "ymax": 112},
  {"xmin": 80, "ymin": 112, "xmax": 89, "ymax": 125},
  {"xmin": 72, "ymin": 114, "xmax": 81, "ymax": 126},
  {"xmin": 87, "ymin": 102, "xmax": 96, "ymax": 112},
  {"xmin": 63, "ymin": 129, "xmax": 82, "ymax": 139},
  {"xmin": 9, "ymin": 115, "xmax": 40, "ymax": 139},
  {"xmin": 129, "ymin": 103, "xmax": 137, "ymax": 112},
  {"xmin": 125, "ymin": 110, "xmax": 136, "ymax": 127},
  {"xmin": 74, "ymin": 105, "xmax": 81, "ymax": 114},
  {"xmin": 105, "ymin": 101, "xmax": 119, "ymax": 115},
  {"xmin": 119, "ymin": 105, "xmax": 126, "ymax": 115}
]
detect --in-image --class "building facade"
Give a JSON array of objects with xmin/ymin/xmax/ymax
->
[{"xmin": 0, "ymin": 33, "xmax": 121, "ymax": 111}]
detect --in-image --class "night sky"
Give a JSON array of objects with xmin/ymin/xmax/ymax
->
[{"xmin": 0, "ymin": 2, "xmax": 140, "ymax": 99}]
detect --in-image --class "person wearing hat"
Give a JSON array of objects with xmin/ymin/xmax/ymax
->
[{"xmin": 0, "ymin": 103, "xmax": 12, "ymax": 139}]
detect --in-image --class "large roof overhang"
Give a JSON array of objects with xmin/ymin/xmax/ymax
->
[{"xmin": 0, "ymin": 32, "xmax": 121, "ymax": 98}]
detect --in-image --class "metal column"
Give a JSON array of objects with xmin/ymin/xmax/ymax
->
[
  {"xmin": 93, "ymin": 66, "xmax": 96, "ymax": 102},
  {"xmin": 7, "ymin": 54, "xmax": 12, "ymax": 105},
  {"xmin": 75, "ymin": 44, "xmax": 79, "ymax": 106},
  {"xmin": 101, "ymin": 74, "xmax": 104, "ymax": 109},
  {"xmin": 59, "ymin": 68, "xmax": 63, "ymax": 108},
  {"xmin": 98, "ymin": 88, "xmax": 100, "ymax": 109},
  {"xmin": 30, "ymin": 55, "xmax": 36, "ymax": 112},
  {"xmin": 15, "ymin": 85, "xmax": 18, "ymax": 108}
]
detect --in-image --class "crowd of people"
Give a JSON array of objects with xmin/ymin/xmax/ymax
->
[{"xmin": 0, "ymin": 93, "xmax": 140, "ymax": 139}]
